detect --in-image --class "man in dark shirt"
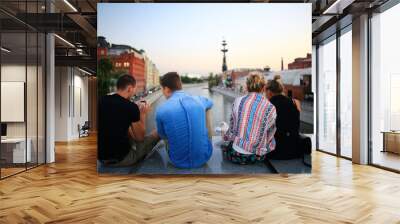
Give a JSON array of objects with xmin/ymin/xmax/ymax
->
[{"xmin": 98, "ymin": 74, "xmax": 159, "ymax": 166}]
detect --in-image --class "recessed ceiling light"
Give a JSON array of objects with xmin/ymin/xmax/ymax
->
[
  {"xmin": 323, "ymin": 0, "xmax": 355, "ymax": 15},
  {"xmin": 1, "ymin": 47, "xmax": 11, "ymax": 53},
  {"xmin": 54, "ymin": 34, "xmax": 75, "ymax": 48},
  {"xmin": 78, "ymin": 67, "xmax": 92, "ymax": 76},
  {"xmin": 63, "ymin": 0, "xmax": 78, "ymax": 12}
]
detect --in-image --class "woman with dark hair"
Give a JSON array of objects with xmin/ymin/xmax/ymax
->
[
  {"xmin": 287, "ymin": 90, "xmax": 302, "ymax": 112},
  {"xmin": 265, "ymin": 79, "xmax": 303, "ymax": 159}
]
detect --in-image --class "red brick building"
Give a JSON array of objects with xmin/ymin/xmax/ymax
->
[
  {"xmin": 111, "ymin": 52, "xmax": 146, "ymax": 92},
  {"xmin": 97, "ymin": 47, "xmax": 108, "ymax": 59},
  {"xmin": 231, "ymin": 70, "xmax": 250, "ymax": 84},
  {"xmin": 97, "ymin": 36, "xmax": 109, "ymax": 59},
  {"xmin": 288, "ymin": 53, "xmax": 311, "ymax": 70},
  {"xmin": 97, "ymin": 36, "xmax": 149, "ymax": 93}
]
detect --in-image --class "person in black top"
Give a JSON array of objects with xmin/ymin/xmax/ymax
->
[
  {"xmin": 287, "ymin": 90, "xmax": 302, "ymax": 112},
  {"xmin": 265, "ymin": 78, "xmax": 302, "ymax": 159},
  {"xmin": 98, "ymin": 74, "xmax": 159, "ymax": 166}
]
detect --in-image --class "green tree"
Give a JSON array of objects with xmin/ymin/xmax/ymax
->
[
  {"xmin": 181, "ymin": 75, "xmax": 204, "ymax": 84},
  {"xmin": 97, "ymin": 58, "xmax": 114, "ymax": 97},
  {"xmin": 208, "ymin": 72, "xmax": 220, "ymax": 88}
]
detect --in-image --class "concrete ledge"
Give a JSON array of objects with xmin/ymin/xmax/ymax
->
[{"xmin": 97, "ymin": 136, "xmax": 311, "ymax": 175}]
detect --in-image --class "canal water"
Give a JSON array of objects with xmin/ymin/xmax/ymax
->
[
  {"xmin": 145, "ymin": 83, "xmax": 234, "ymax": 133},
  {"xmin": 145, "ymin": 83, "xmax": 313, "ymax": 134}
]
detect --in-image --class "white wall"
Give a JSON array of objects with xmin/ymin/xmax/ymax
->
[
  {"xmin": 54, "ymin": 67, "xmax": 89, "ymax": 141},
  {"xmin": 1, "ymin": 65, "xmax": 26, "ymax": 141},
  {"xmin": 71, "ymin": 72, "xmax": 89, "ymax": 138},
  {"xmin": 1, "ymin": 65, "xmax": 37, "ymax": 137},
  {"xmin": 55, "ymin": 66, "xmax": 69, "ymax": 141}
]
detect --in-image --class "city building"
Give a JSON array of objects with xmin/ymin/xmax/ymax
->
[
  {"xmin": 110, "ymin": 51, "xmax": 146, "ymax": 93},
  {"xmin": 288, "ymin": 53, "xmax": 312, "ymax": 69},
  {"xmin": 97, "ymin": 36, "xmax": 159, "ymax": 92},
  {"xmin": 223, "ymin": 68, "xmax": 263, "ymax": 89},
  {"xmin": 152, "ymin": 63, "xmax": 160, "ymax": 87},
  {"xmin": 107, "ymin": 44, "xmax": 143, "ymax": 56},
  {"xmin": 265, "ymin": 68, "xmax": 312, "ymax": 100},
  {"xmin": 232, "ymin": 67, "xmax": 312, "ymax": 101},
  {"xmin": 144, "ymin": 55, "xmax": 160, "ymax": 90},
  {"xmin": 97, "ymin": 36, "xmax": 109, "ymax": 59}
]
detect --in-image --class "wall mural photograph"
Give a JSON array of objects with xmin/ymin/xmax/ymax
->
[{"xmin": 96, "ymin": 3, "xmax": 313, "ymax": 174}]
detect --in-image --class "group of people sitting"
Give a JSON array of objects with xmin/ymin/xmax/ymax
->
[{"xmin": 98, "ymin": 71, "xmax": 309, "ymax": 169}]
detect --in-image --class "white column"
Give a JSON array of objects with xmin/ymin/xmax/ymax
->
[
  {"xmin": 54, "ymin": 67, "xmax": 73, "ymax": 141},
  {"xmin": 312, "ymin": 45, "xmax": 317, "ymax": 150},
  {"xmin": 352, "ymin": 14, "xmax": 369, "ymax": 164},
  {"xmin": 46, "ymin": 33, "xmax": 55, "ymax": 163},
  {"xmin": 45, "ymin": 0, "xmax": 56, "ymax": 163}
]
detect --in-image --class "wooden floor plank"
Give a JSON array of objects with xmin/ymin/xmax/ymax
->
[{"xmin": 0, "ymin": 135, "xmax": 399, "ymax": 223}]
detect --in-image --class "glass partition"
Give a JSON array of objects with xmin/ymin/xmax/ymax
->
[
  {"xmin": 370, "ymin": 3, "xmax": 400, "ymax": 171},
  {"xmin": 339, "ymin": 28, "xmax": 352, "ymax": 158},
  {"xmin": 0, "ymin": 1, "xmax": 46, "ymax": 179},
  {"xmin": 27, "ymin": 31, "xmax": 38, "ymax": 169},
  {"xmin": 317, "ymin": 36, "xmax": 337, "ymax": 154},
  {"xmin": 1, "ymin": 31, "xmax": 28, "ymax": 177}
]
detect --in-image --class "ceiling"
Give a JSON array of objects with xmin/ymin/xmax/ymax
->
[
  {"xmin": 0, "ymin": 0, "xmax": 391, "ymax": 74},
  {"xmin": 0, "ymin": 0, "xmax": 98, "ymax": 73}
]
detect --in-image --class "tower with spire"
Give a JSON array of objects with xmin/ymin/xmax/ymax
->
[
  {"xmin": 281, "ymin": 57, "xmax": 284, "ymax": 71},
  {"xmin": 221, "ymin": 39, "xmax": 228, "ymax": 72}
]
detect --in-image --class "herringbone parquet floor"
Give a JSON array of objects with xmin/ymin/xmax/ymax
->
[{"xmin": 1, "ymin": 135, "xmax": 400, "ymax": 224}]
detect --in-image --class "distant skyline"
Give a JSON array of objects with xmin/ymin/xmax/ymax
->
[{"xmin": 98, "ymin": 3, "xmax": 311, "ymax": 76}]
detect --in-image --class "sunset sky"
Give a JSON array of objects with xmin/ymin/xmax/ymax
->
[{"xmin": 98, "ymin": 3, "xmax": 311, "ymax": 76}]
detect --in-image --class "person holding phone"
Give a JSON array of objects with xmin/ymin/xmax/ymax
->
[{"xmin": 98, "ymin": 74, "xmax": 159, "ymax": 167}]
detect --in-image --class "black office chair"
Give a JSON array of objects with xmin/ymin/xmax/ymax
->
[{"xmin": 78, "ymin": 121, "xmax": 90, "ymax": 138}]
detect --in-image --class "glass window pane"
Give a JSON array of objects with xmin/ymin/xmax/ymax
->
[
  {"xmin": 340, "ymin": 29, "xmax": 352, "ymax": 158},
  {"xmin": 318, "ymin": 37, "xmax": 337, "ymax": 154},
  {"xmin": 0, "ymin": 1, "xmax": 46, "ymax": 179},
  {"xmin": 27, "ymin": 31, "xmax": 38, "ymax": 169},
  {"xmin": 371, "ymin": 3, "xmax": 400, "ymax": 171},
  {"xmin": 1, "ymin": 31, "xmax": 28, "ymax": 177}
]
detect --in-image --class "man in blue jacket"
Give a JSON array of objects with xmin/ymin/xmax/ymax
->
[{"xmin": 155, "ymin": 72, "xmax": 213, "ymax": 168}]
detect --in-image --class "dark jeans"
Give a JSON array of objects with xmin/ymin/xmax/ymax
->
[{"xmin": 107, "ymin": 136, "xmax": 160, "ymax": 167}]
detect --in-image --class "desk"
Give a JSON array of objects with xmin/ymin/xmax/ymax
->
[
  {"xmin": 381, "ymin": 131, "xmax": 400, "ymax": 154},
  {"xmin": 1, "ymin": 138, "xmax": 31, "ymax": 163}
]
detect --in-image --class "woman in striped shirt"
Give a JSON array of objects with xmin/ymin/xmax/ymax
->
[{"xmin": 223, "ymin": 72, "xmax": 277, "ymax": 164}]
